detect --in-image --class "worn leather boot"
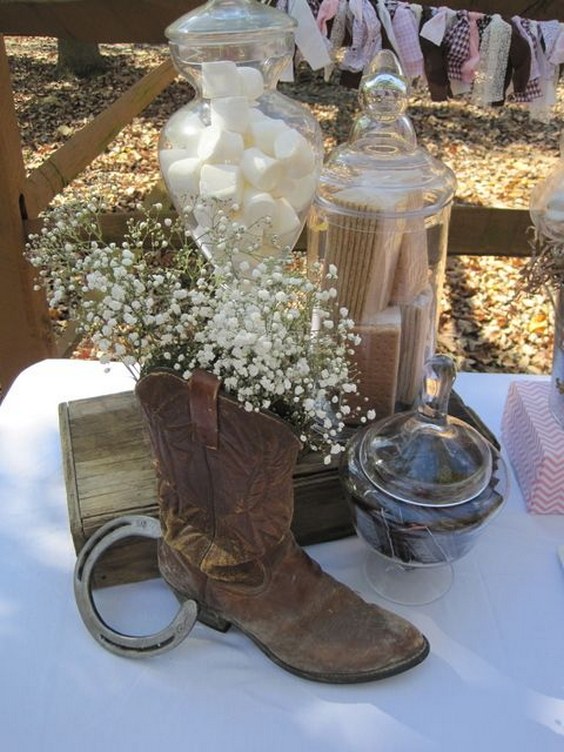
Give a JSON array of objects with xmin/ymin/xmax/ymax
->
[{"xmin": 136, "ymin": 369, "xmax": 429, "ymax": 683}]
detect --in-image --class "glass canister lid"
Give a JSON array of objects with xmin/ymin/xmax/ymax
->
[
  {"xmin": 165, "ymin": 0, "xmax": 296, "ymax": 44},
  {"xmin": 358, "ymin": 355, "xmax": 493, "ymax": 506},
  {"xmin": 315, "ymin": 50, "xmax": 456, "ymax": 220}
]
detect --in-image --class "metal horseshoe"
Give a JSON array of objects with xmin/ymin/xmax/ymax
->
[{"xmin": 73, "ymin": 515, "xmax": 198, "ymax": 657}]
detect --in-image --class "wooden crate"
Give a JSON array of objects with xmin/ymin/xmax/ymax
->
[
  {"xmin": 59, "ymin": 391, "xmax": 353, "ymax": 587},
  {"xmin": 59, "ymin": 388, "xmax": 499, "ymax": 587}
]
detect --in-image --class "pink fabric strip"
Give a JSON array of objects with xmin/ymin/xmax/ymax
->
[
  {"xmin": 513, "ymin": 16, "xmax": 539, "ymax": 79},
  {"xmin": 392, "ymin": 2, "xmax": 424, "ymax": 79},
  {"xmin": 461, "ymin": 11, "xmax": 484, "ymax": 84},
  {"xmin": 342, "ymin": 0, "xmax": 382, "ymax": 72},
  {"xmin": 511, "ymin": 16, "xmax": 543, "ymax": 102},
  {"xmin": 362, "ymin": 0, "xmax": 382, "ymax": 69},
  {"xmin": 316, "ymin": 0, "xmax": 339, "ymax": 36},
  {"xmin": 444, "ymin": 11, "xmax": 470, "ymax": 82}
]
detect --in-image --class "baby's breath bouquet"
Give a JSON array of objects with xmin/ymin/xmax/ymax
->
[{"xmin": 27, "ymin": 199, "xmax": 370, "ymax": 461}]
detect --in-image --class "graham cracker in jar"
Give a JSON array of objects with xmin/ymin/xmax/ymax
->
[
  {"xmin": 349, "ymin": 306, "xmax": 402, "ymax": 420},
  {"xmin": 390, "ymin": 192, "xmax": 429, "ymax": 304},
  {"xmin": 323, "ymin": 187, "xmax": 406, "ymax": 321},
  {"xmin": 396, "ymin": 286, "xmax": 433, "ymax": 408}
]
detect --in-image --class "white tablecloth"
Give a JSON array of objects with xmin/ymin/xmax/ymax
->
[{"xmin": 1, "ymin": 360, "xmax": 563, "ymax": 752}]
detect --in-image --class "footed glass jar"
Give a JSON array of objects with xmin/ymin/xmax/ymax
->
[
  {"xmin": 308, "ymin": 51, "xmax": 456, "ymax": 419},
  {"xmin": 340, "ymin": 355, "xmax": 508, "ymax": 604},
  {"xmin": 159, "ymin": 0, "xmax": 323, "ymax": 269}
]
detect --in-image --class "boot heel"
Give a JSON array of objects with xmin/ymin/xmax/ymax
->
[
  {"xmin": 198, "ymin": 605, "xmax": 232, "ymax": 633},
  {"xmin": 169, "ymin": 585, "xmax": 231, "ymax": 633}
]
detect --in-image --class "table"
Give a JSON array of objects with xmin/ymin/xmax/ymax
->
[{"xmin": 1, "ymin": 359, "xmax": 563, "ymax": 752}]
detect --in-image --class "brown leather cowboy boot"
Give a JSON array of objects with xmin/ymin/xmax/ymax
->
[{"xmin": 136, "ymin": 369, "xmax": 429, "ymax": 683}]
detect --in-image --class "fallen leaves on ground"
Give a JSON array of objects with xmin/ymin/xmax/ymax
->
[{"xmin": 6, "ymin": 36, "xmax": 562, "ymax": 374}]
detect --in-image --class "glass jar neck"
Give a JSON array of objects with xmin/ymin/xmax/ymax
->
[
  {"xmin": 166, "ymin": 0, "xmax": 296, "ymax": 81},
  {"xmin": 169, "ymin": 48, "xmax": 293, "ymax": 97}
]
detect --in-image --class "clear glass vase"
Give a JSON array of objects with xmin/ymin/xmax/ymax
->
[
  {"xmin": 550, "ymin": 286, "xmax": 564, "ymax": 428},
  {"xmin": 158, "ymin": 0, "xmax": 323, "ymax": 270}
]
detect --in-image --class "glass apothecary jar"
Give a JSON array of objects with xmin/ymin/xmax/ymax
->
[
  {"xmin": 308, "ymin": 51, "xmax": 456, "ymax": 419},
  {"xmin": 340, "ymin": 355, "xmax": 508, "ymax": 604},
  {"xmin": 159, "ymin": 0, "xmax": 323, "ymax": 269}
]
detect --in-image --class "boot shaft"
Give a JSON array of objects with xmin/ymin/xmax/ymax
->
[{"xmin": 135, "ymin": 370, "xmax": 301, "ymax": 579}]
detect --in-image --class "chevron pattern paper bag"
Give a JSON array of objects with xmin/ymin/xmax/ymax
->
[{"xmin": 501, "ymin": 381, "xmax": 564, "ymax": 514}]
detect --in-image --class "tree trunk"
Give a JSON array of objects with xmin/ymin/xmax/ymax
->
[{"xmin": 56, "ymin": 38, "xmax": 108, "ymax": 78}]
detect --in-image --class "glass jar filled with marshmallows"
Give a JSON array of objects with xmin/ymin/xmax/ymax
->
[{"xmin": 159, "ymin": 0, "xmax": 324, "ymax": 270}]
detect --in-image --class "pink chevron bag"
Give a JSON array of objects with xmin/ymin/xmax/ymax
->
[{"xmin": 502, "ymin": 381, "xmax": 564, "ymax": 514}]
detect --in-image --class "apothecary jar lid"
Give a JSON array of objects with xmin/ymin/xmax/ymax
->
[
  {"xmin": 316, "ymin": 50, "xmax": 456, "ymax": 221},
  {"xmin": 165, "ymin": 0, "xmax": 296, "ymax": 56},
  {"xmin": 358, "ymin": 356, "xmax": 493, "ymax": 507}
]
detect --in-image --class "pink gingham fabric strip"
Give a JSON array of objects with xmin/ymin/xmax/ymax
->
[{"xmin": 391, "ymin": 2, "xmax": 425, "ymax": 79}]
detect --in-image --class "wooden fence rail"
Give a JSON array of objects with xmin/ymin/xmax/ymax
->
[
  {"xmin": 1, "ymin": 0, "xmax": 562, "ymax": 393},
  {"xmin": 22, "ymin": 205, "xmax": 534, "ymax": 259},
  {"xmin": 23, "ymin": 60, "xmax": 176, "ymax": 219}
]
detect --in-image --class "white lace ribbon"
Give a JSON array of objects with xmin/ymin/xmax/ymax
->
[{"xmin": 472, "ymin": 14, "xmax": 512, "ymax": 107}]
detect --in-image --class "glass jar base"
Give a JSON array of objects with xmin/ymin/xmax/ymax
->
[{"xmin": 363, "ymin": 551, "xmax": 454, "ymax": 606}]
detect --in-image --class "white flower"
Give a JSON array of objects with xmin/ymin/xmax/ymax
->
[{"xmin": 25, "ymin": 199, "xmax": 368, "ymax": 460}]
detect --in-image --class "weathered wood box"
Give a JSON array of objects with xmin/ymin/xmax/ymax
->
[
  {"xmin": 59, "ymin": 390, "xmax": 354, "ymax": 587},
  {"xmin": 59, "ymin": 389, "xmax": 497, "ymax": 588}
]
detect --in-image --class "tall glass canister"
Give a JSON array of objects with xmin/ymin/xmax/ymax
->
[
  {"xmin": 159, "ymin": 0, "xmax": 324, "ymax": 270},
  {"xmin": 308, "ymin": 51, "xmax": 456, "ymax": 420}
]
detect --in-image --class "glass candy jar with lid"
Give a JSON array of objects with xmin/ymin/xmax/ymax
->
[
  {"xmin": 340, "ymin": 355, "xmax": 508, "ymax": 604},
  {"xmin": 308, "ymin": 51, "xmax": 456, "ymax": 419},
  {"xmin": 159, "ymin": 0, "xmax": 323, "ymax": 269}
]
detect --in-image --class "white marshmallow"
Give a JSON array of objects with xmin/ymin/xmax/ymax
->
[
  {"xmin": 210, "ymin": 97, "xmax": 250, "ymax": 134},
  {"xmin": 248, "ymin": 107, "xmax": 268, "ymax": 121},
  {"xmin": 197, "ymin": 126, "xmax": 244, "ymax": 163},
  {"xmin": 247, "ymin": 115, "xmax": 287, "ymax": 155},
  {"xmin": 241, "ymin": 188, "xmax": 277, "ymax": 233},
  {"xmin": 162, "ymin": 110, "xmax": 205, "ymax": 152},
  {"xmin": 238, "ymin": 66, "xmax": 264, "ymax": 100},
  {"xmin": 240, "ymin": 147, "xmax": 283, "ymax": 192},
  {"xmin": 159, "ymin": 148, "xmax": 195, "ymax": 174},
  {"xmin": 165, "ymin": 158, "xmax": 202, "ymax": 198},
  {"xmin": 273, "ymin": 174, "xmax": 317, "ymax": 212},
  {"xmin": 199, "ymin": 163, "xmax": 243, "ymax": 203},
  {"xmin": 201, "ymin": 60, "xmax": 242, "ymax": 99},
  {"xmin": 272, "ymin": 197, "xmax": 301, "ymax": 237},
  {"xmin": 274, "ymin": 128, "xmax": 316, "ymax": 179}
]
